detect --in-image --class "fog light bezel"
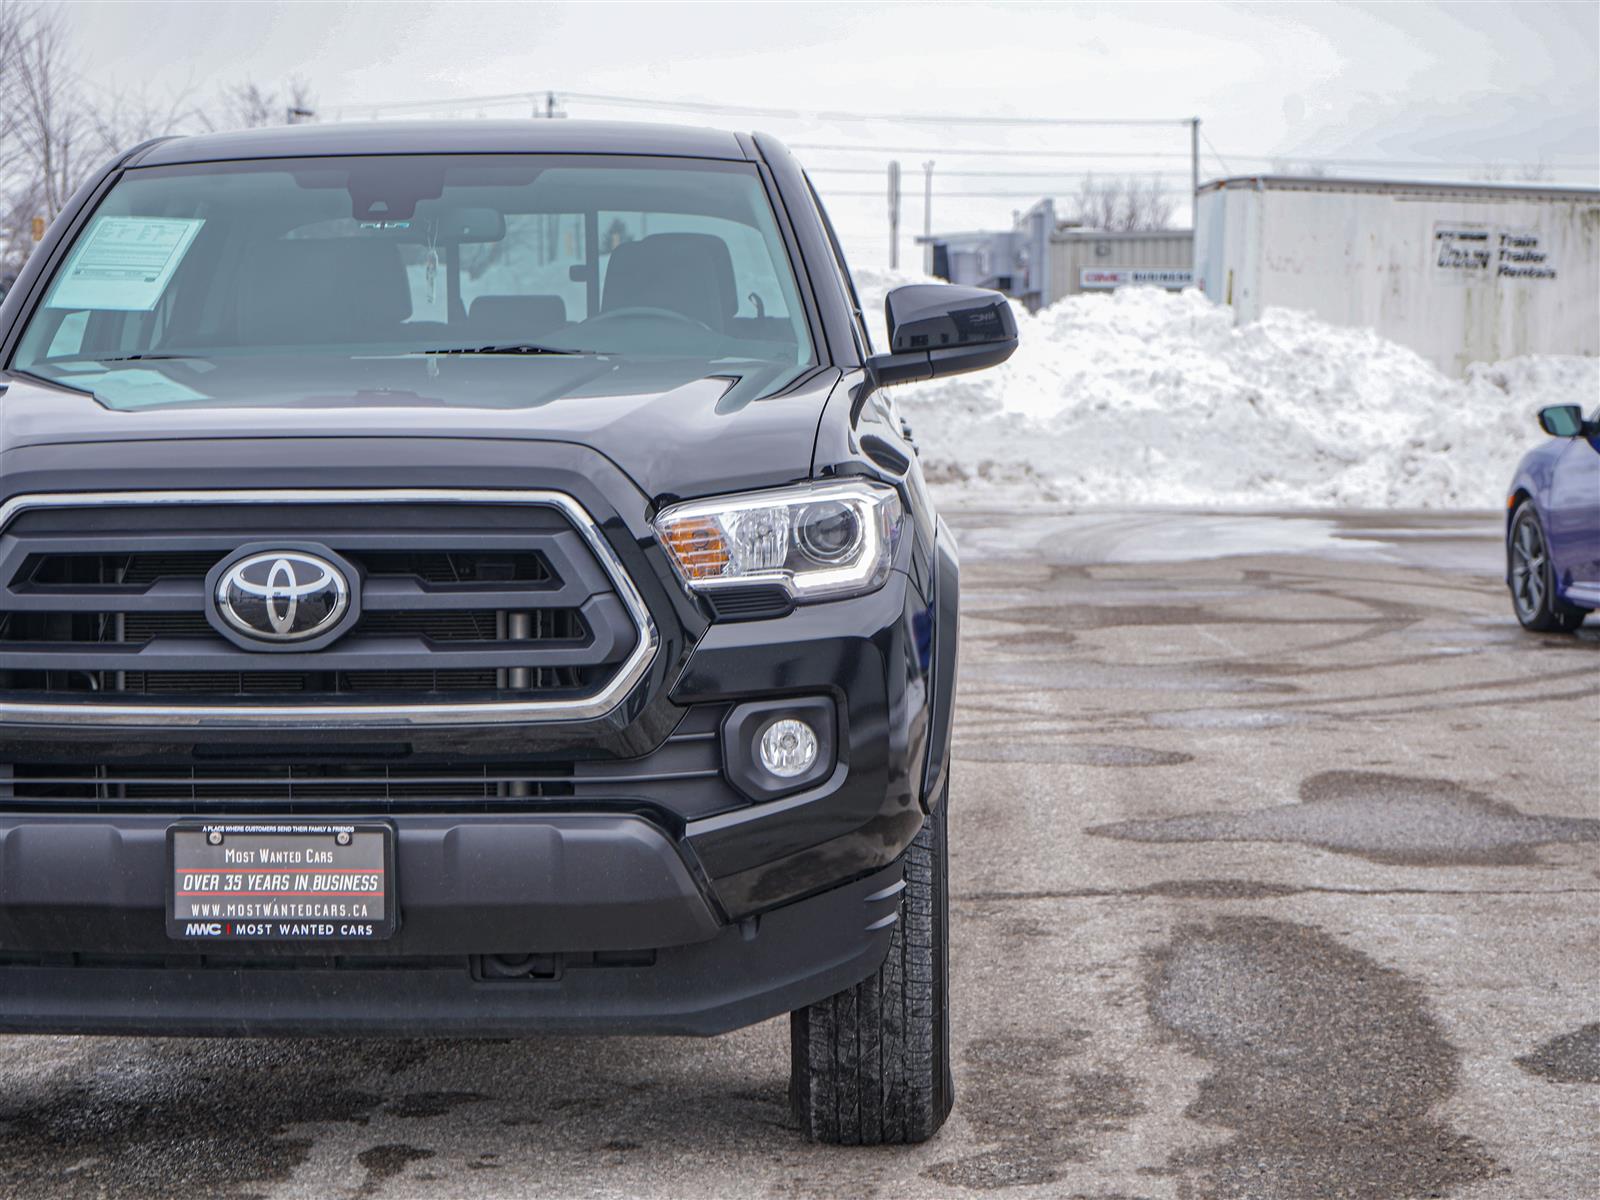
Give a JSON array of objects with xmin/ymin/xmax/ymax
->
[{"xmin": 720, "ymin": 696, "xmax": 838, "ymax": 801}]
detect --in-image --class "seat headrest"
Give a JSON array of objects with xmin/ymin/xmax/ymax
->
[
  {"xmin": 468, "ymin": 294, "xmax": 568, "ymax": 342},
  {"xmin": 238, "ymin": 239, "xmax": 412, "ymax": 345},
  {"xmin": 601, "ymin": 233, "xmax": 737, "ymax": 331}
]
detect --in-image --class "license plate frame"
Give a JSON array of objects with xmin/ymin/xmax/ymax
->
[{"xmin": 166, "ymin": 821, "xmax": 396, "ymax": 942}]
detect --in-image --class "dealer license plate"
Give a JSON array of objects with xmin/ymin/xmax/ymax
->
[{"xmin": 167, "ymin": 822, "xmax": 395, "ymax": 941}]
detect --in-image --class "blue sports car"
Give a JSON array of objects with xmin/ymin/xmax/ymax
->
[{"xmin": 1506, "ymin": 404, "xmax": 1600, "ymax": 632}]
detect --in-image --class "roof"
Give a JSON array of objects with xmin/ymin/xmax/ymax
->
[
  {"xmin": 1051, "ymin": 228, "xmax": 1193, "ymax": 242},
  {"xmin": 1198, "ymin": 174, "xmax": 1600, "ymax": 202},
  {"xmin": 914, "ymin": 230, "xmax": 1016, "ymax": 245},
  {"xmin": 920, "ymin": 227, "xmax": 1194, "ymax": 245},
  {"xmin": 129, "ymin": 119, "xmax": 749, "ymax": 167}
]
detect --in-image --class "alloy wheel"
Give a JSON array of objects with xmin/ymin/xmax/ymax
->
[{"xmin": 1510, "ymin": 512, "xmax": 1548, "ymax": 623}]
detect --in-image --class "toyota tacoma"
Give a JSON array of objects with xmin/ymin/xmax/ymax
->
[{"xmin": 0, "ymin": 120, "xmax": 1016, "ymax": 1144}]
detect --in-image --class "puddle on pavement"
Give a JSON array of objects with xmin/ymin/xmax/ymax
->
[
  {"xmin": 385, "ymin": 1091, "xmax": 486, "ymax": 1119},
  {"xmin": 0, "ymin": 1039, "xmax": 385, "ymax": 1199},
  {"xmin": 961, "ymin": 879, "xmax": 1310, "ymax": 904},
  {"xmin": 923, "ymin": 1032, "xmax": 1143, "ymax": 1191},
  {"xmin": 1148, "ymin": 916, "xmax": 1500, "ymax": 1199},
  {"xmin": 967, "ymin": 660, "xmax": 1297, "ymax": 695},
  {"xmin": 357, "ymin": 1143, "xmax": 436, "ymax": 1195},
  {"xmin": 1092, "ymin": 770, "xmax": 1600, "ymax": 866},
  {"xmin": 1132, "ymin": 879, "xmax": 1305, "ymax": 900},
  {"xmin": 956, "ymin": 742, "xmax": 1193, "ymax": 767},
  {"xmin": 1516, "ymin": 1024, "xmax": 1600, "ymax": 1085},
  {"xmin": 946, "ymin": 512, "xmax": 1399, "ymax": 566}
]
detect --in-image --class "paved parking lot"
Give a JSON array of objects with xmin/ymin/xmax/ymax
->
[{"xmin": 1, "ymin": 508, "xmax": 1595, "ymax": 1199}]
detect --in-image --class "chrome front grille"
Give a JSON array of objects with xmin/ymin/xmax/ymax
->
[{"xmin": 0, "ymin": 490, "xmax": 657, "ymax": 726}]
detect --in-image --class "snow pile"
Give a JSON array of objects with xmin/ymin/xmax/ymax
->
[{"xmin": 853, "ymin": 266, "xmax": 1597, "ymax": 509}]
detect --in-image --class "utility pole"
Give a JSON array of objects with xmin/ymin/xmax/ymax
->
[
  {"xmin": 887, "ymin": 160, "xmax": 902, "ymax": 270},
  {"xmin": 1190, "ymin": 117, "xmax": 1201, "ymax": 216},
  {"xmin": 922, "ymin": 160, "xmax": 934, "ymax": 240}
]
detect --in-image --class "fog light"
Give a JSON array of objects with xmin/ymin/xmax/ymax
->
[{"xmin": 759, "ymin": 718, "xmax": 819, "ymax": 778}]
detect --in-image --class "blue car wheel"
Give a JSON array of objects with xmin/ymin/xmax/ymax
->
[{"xmin": 1509, "ymin": 502, "xmax": 1588, "ymax": 632}]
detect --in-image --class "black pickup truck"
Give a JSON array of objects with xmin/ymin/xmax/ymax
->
[{"xmin": 0, "ymin": 120, "xmax": 1015, "ymax": 1144}]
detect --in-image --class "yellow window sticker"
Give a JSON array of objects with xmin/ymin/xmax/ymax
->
[{"xmin": 46, "ymin": 216, "xmax": 205, "ymax": 311}]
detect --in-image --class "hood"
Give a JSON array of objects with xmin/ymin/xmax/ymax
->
[{"xmin": 0, "ymin": 357, "xmax": 842, "ymax": 501}]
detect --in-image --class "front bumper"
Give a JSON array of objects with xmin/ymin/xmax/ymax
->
[{"xmin": 0, "ymin": 858, "xmax": 904, "ymax": 1037}]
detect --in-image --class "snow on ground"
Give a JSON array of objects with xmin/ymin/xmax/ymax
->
[{"xmin": 853, "ymin": 266, "xmax": 1598, "ymax": 510}]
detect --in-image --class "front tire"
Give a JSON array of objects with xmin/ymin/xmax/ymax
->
[
  {"xmin": 1509, "ymin": 502, "xmax": 1587, "ymax": 632},
  {"xmin": 789, "ymin": 793, "xmax": 953, "ymax": 1144}
]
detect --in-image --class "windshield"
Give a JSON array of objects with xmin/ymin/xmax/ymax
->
[{"xmin": 9, "ymin": 154, "xmax": 816, "ymax": 409}]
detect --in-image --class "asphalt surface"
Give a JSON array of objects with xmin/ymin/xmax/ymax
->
[{"xmin": 1, "ymin": 508, "xmax": 1596, "ymax": 1200}]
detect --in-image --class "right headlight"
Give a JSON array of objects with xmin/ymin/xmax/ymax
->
[{"xmin": 653, "ymin": 479, "xmax": 904, "ymax": 602}]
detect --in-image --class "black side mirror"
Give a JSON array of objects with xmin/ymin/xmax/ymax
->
[
  {"xmin": 866, "ymin": 284, "xmax": 1018, "ymax": 387},
  {"xmin": 1537, "ymin": 404, "xmax": 1587, "ymax": 438}
]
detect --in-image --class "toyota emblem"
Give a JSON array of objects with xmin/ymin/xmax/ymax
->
[{"xmin": 214, "ymin": 550, "xmax": 351, "ymax": 643}]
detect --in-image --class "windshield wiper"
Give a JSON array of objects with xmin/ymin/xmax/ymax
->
[
  {"xmin": 415, "ymin": 343, "xmax": 596, "ymax": 357},
  {"xmin": 83, "ymin": 353, "xmax": 200, "ymax": 363}
]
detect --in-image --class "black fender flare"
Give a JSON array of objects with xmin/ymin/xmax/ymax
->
[{"xmin": 921, "ymin": 517, "xmax": 960, "ymax": 811}]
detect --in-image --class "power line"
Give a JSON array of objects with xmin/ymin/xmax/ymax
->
[
  {"xmin": 1200, "ymin": 129, "xmax": 1234, "ymax": 176},
  {"xmin": 336, "ymin": 87, "xmax": 1193, "ymax": 128},
  {"xmin": 794, "ymin": 143, "xmax": 1199, "ymax": 160},
  {"xmin": 810, "ymin": 166, "xmax": 1193, "ymax": 179},
  {"xmin": 328, "ymin": 87, "xmax": 1598, "ymax": 182},
  {"xmin": 820, "ymin": 188, "xmax": 1191, "ymax": 199},
  {"xmin": 791, "ymin": 141, "xmax": 1598, "ymax": 172},
  {"xmin": 533, "ymin": 90, "xmax": 1198, "ymax": 128}
]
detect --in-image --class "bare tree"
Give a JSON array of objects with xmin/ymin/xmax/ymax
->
[
  {"xmin": 0, "ymin": 3, "xmax": 22, "ymax": 174},
  {"xmin": 0, "ymin": 3, "xmax": 319, "ymax": 272},
  {"xmin": 88, "ymin": 79, "xmax": 205, "ymax": 157},
  {"xmin": 220, "ymin": 81, "xmax": 275, "ymax": 129},
  {"xmin": 1124, "ymin": 175, "xmax": 1175, "ymax": 231},
  {"xmin": 1071, "ymin": 173, "xmax": 1121, "ymax": 232},
  {"xmin": 1070, "ymin": 173, "xmax": 1175, "ymax": 232},
  {"xmin": 5, "ymin": 4, "xmax": 88, "ymax": 216},
  {"xmin": 215, "ymin": 76, "xmax": 317, "ymax": 130}
]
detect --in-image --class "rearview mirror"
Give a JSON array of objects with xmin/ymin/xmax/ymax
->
[
  {"xmin": 866, "ymin": 284, "xmax": 1018, "ymax": 387},
  {"xmin": 1537, "ymin": 404, "xmax": 1587, "ymax": 438}
]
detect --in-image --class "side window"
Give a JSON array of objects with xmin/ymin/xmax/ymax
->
[
  {"xmin": 804, "ymin": 175, "xmax": 874, "ymax": 356},
  {"xmin": 45, "ymin": 310, "xmax": 90, "ymax": 357}
]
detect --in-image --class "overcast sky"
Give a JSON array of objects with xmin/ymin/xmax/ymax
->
[{"xmin": 60, "ymin": 0, "xmax": 1600, "ymax": 265}]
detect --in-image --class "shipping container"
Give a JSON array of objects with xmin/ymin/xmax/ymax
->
[{"xmin": 1195, "ymin": 175, "xmax": 1600, "ymax": 376}]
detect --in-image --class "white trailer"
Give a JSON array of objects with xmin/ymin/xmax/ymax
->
[{"xmin": 1195, "ymin": 176, "xmax": 1600, "ymax": 376}]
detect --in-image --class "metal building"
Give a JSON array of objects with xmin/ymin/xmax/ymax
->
[
  {"xmin": 919, "ymin": 200, "xmax": 1058, "ymax": 310},
  {"xmin": 1195, "ymin": 175, "xmax": 1600, "ymax": 375},
  {"xmin": 1051, "ymin": 229, "xmax": 1193, "ymax": 297},
  {"xmin": 921, "ymin": 201, "xmax": 1193, "ymax": 311}
]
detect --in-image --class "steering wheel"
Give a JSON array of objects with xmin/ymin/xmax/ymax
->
[{"xmin": 586, "ymin": 306, "xmax": 718, "ymax": 335}]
